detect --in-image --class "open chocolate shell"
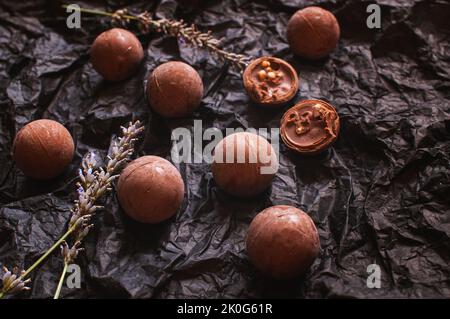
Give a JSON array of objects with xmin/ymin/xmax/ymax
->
[
  {"xmin": 243, "ymin": 56, "xmax": 299, "ymax": 107},
  {"xmin": 280, "ymin": 99, "xmax": 340, "ymax": 154}
]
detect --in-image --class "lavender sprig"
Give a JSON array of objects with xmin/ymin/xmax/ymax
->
[
  {"xmin": 68, "ymin": 120, "xmax": 144, "ymax": 239},
  {"xmin": 54, "ymin": 120, "xmax": 144, "ymax": 299},
  {"xmin": 0, "ymin": 204, "xmax": 90, "ymax": 299},
  {"xmin": 132, "ymin": 10, "xmax": 251, "ymax": 71},
  {"xmin": 0, "ymin": 120, "xmax": 144, "ymax": 299},
  {"xmin": 62, "ymin": 5, "xmax": 251, "ymax": 71},
  {"xmin": 0, "ymin": 266, "xmax": 31, "ymax": 298}
]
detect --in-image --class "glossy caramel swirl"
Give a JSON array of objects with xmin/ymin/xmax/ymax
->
[{"xmin": 280, "ymin": 99, "xmax": 340, "ymax": 154}]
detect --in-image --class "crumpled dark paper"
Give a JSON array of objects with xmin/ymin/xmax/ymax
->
[{"xmin": 0, "ymin": 0, "xmax": 449, "ymax": 298}]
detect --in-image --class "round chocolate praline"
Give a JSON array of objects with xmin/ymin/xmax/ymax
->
[
  {"xmin": 280, "ymin": 99, "xmax": 340, "ymax": 155},
  {"xmin": 13, "ymin": 119, "xmax": 74, "ymax": 180},
  {"xmin": 211, "ymin": 132, "xmax": 279, "ymax": 197},
  {"xmin": 246, "ymin": 205, "xmax": 320, "ymax": 279},
  {"xmin": 117, "ymin": 156, "xmax": 185, "ymax": 224},
  {"xmin": 91, "ymin": 28, "xmax": 144, "ymax": 81},
  {"xmin": 287, "ymin": 7, "xmax": 340, "ymax": 60},
  {"xmin": 147, "ymin": 61, "xmax": 204, "ymax": 118},
  {"xmin": 243, "ymin": 57, "xmax": 299, "ymax": 107}
]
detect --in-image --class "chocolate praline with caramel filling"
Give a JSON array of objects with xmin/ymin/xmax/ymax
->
[
  {"xmin": 243, "ymin": 57, "xmax": 299, "ymax": 107},
  {"xmin": 280, "ymin": 99, "xmax": 340, "ymax": 155}
]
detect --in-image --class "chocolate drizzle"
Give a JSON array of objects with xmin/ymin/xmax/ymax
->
[
  {"xmin": 243, "ymin": 57, "xmax": 299, "ymax": 106},
  {"xmin": 281, "ymin": 99, "xmax": 340, "ymax": 154}
]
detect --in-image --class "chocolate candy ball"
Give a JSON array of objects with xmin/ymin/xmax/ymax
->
[
  {"xmin": 91, "ymin": 28, "xmax": 144, "ymax": 81},
  {"xmin": 243, "ymin": 57, "xmax": 299, "ymax": 107},
  {"xmin": 13, "ymin": 119, "xmax": 74, "ymax": 180},
  {"xmin": 246, "ymin": 205, "xmax": 320, "ymax": 279},
  {"xmin": 280, "ymin": 99, "xmax": 340, "ymax": 155},
  {"xmin": 146, "ymin": 61, "xmax": 204, "ymax": 118},
  {"xmin": 117, "ymin": 156, "xmax": 185, "ymax": 224},
  {"xmin": 287, "ymin": 7, "xmax": 340, "ymax": 60},
  {"xmin": 211, "ymin": 132, "xmax": 278, "ymax": 197}
]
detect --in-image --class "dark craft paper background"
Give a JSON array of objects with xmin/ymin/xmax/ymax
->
[{"xmin": 0, "ymin": 0, "xmax": 449, "ymax": 298}]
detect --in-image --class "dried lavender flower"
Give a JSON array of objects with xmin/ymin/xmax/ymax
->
[
  {"xmin": 54, "ymin": 120, "xmax": 144, "ymax": 299},
  {"xmin": 1, "ymin": 120, "xmax": 144, "ymax": 299},
  {"xmin": 63, "ymin": 5, "xmax": 251, "ymax": 71},
  {"xmin": 63, "ymin": 120, "xmax": 145, "ymax": 263},
  {"xmin": 60, "ymin": 241, "xmax": 83, "ymax": 264},
  {"xmin": 0, "ymin": 266, "xmax": 31, "ymax": 298}
]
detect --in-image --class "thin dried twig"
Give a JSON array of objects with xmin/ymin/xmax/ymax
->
[{"xmin": 63, "ymin": 5, "xmax": 251, "ymax": 71}]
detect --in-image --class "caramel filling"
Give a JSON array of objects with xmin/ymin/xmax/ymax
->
[
  {"xmin": 251, "ymin": 60, "xmax": 293, "ymax": 103},
  {"xmin": 281, "ymin": 101, "xmax": 340, "ymax": 153},
  {"xmin": 286, "ymin": 103, "xmax": 337, "ymax": 139}
]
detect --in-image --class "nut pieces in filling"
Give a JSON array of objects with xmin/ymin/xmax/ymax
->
[{"xmin": 243, "ymin": 57, "xmax": 299, "ymax": 106}]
